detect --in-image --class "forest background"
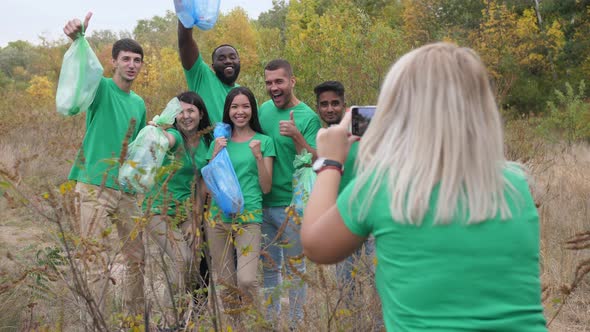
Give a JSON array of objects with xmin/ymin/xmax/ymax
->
[{"xmin": 0, "ymin": 0, "xmax": 588, "ymax": 331}]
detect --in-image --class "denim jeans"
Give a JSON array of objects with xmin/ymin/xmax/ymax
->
[
  {"xmin": 261, "ymin": 206, "xmax": 306, "ymax": 324},
  {"xmin": 335, "ymin": 237, "xmax": 384, "ymax": 331},
  {"xmin": 335, "ymin": 237, "xmax": 375, "ymax": 297}
]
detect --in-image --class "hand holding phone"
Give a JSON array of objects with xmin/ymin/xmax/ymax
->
[{"xmin": 351, "ymin": 106, "xmax": 376, "ymax": 137}]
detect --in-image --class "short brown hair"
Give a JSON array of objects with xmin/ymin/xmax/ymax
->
[{"xmin": 264, "ymin": 59, "xmax": 293, "ymax": 77}]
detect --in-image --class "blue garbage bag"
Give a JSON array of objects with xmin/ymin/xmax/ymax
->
[
  {"xmin": 201, "ymin": 123, "xmax": 244, "ymax": 217},
  {"xmin": 174, "ymin": 0, "xmax": 221, "ymax": 31}
]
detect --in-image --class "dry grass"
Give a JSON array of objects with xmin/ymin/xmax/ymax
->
[
  {"xmin": 532, "ymin": 143, "xmax": 590, "ymax": 331},
  {"xmin": 0, "ymin": 109, "xmax": 588, "ymax": 330}
]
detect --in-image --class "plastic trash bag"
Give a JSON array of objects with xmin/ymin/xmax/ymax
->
[
  {"xmin": 56, "ymin": 30, "xmax": 103, "ymax": 116},
  {"xmin": 119, "ymin": 98, "xmax": 183, "ymax": 193},
  {"xmin": 290, "ymin": 149, "xmax": 317, "ymax": 216},
  {"xmin": 201, "ymin": 123, "xmax": 244, "ymax": 217},
  {"xmin": 174, "ymin": 0, "xmax": 221, "ymax": 31}
]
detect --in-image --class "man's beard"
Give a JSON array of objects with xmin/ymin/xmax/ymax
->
[
  {"xmin": 215, "ymin": 64, "xmax": 241, "ymax": 86},
  {"xmin": 325, "ymin": 119, "xmax": 341, "ymax": 126}
]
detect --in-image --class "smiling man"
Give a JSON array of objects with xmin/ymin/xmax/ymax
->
[
  {"xmin": 258, "ymin": 59, "xmax": 321, "ymax": 326},
  {"xmin": 177, "ymin": 21, "xmax": 240, "ymax": 124},
  {"xmin": 314, "ymin": 80, "xmax": 346, "ymax": 126},
  {"xmin": 60, "ymin": 12, "xmax": 147, "ymax": 320}
]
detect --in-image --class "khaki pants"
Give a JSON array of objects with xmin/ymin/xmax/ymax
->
[
  {"xmin": 206, "ymin": 222, "xmax": 261, "ymax": 313},
  {"xmin": 146, "ymin": 214, "xmax": 202, "ymax": 316},
  {"xmin": 75, "ymin": 182, "xmax": 145, "ymax": 316}
]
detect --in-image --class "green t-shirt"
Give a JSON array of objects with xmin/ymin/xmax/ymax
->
[
  {"xmin": 337, "ymin": 168, "xmax": 546, "ymax": 331},
  {"xmin": 207, "ymin": 132, "xmax": 276, "ymax": 223},
  {"xmin": 143, "ymin": 128, "xmax": 209, "ymax": 216},
  {"xmin": 338, "ymin": 140, "xmax": 359, "ymax": 193},
  {"xmin": 68, "ymin": 77, "xmax": 146, "ymax": 192},
  {"xmin": 259, "ymin": 101, "xmax": 321, "ymax": 207},
  {"xmin": 184, "ymin": 54, "xmax": 237, "ymax": 125}
]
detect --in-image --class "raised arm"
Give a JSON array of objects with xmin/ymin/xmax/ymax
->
[
  {"xmin": 301, "ymin": 124, "xmax": 365, "ymax": 264},
  {"xmin": 147, "ymin": 121, "xmax": 177, "ymax": 148},
  {"xmin": 280, "ymin": 111, "xmax": 318, "ymax": 161},
  {"xmin": 177, "ymin": 21, "xmax": 199, "ymax": 71},
  {"xmin": 249, "ymin": 140, "xmax": 273, "ymax": 194},
  {"xmin": 63, "ymin": 12, "xmax": 93, "ymax": 41}
]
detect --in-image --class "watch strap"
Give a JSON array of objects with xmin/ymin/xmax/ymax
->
[{"xmin": 316, "ymin": 165, "xmax": 343, "ymax": 175}]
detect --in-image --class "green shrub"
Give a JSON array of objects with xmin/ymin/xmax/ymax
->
[{"xmin": 538, "ymin": 80, "xmax": 590, "ymax": 145}]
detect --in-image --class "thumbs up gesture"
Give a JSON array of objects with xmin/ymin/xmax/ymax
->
[
  {"xmin": 279, "ymin": 110, "xmax": 300, "ymax": 138},
  {"xmin": 64, "ymin": 12, "xmax": 93, "ymax": 41}
]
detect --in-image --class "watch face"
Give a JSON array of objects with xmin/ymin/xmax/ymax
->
[{"xmin": 312, "ymin": 158, "xmax": 326, "ymax": 172}]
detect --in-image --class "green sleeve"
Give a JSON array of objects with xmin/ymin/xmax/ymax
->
[
  {"xmin": 206, "ymin": 141, "xmax": 215, "ymax": 161},
  {"xmin": 336, "ymin": 178, "xmax": 372, "ymax": 237},
  {"xmin": 132, "ymin": 98, "xmax": 147, "ymax": 140},
  {"xmin": 183, "ymin": 54, "xmax": 207, "ymax": 87},
  {"xmin": 262, "ymin": 136, "xmax": 276, "ymax": 158},
  {"xmin": 138, "ymin": 103, "xmax": 147, "ymax": 131},
  {"xmin": 87, "ymin": 77, "xmax": 107, "ymax": 114},
  {"xmin": 166, "ymin": 128, "xmax": 183, "ymax": 152},
  {"xmin": 302, "ymin": 114, "xmax": 321, "ymax": 149},
  {"xmin": 194, "ymin": 138, "xmax": 210, "ymax": 175},
  {"xmin": 339, "ymin": 141, "xmax": 359, "ymax": 193}
]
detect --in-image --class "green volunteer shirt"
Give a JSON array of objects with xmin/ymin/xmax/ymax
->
[
  {"xmin": 338, "ymin": 140, "xmax": 359, "ymax": 193},
  {"xmin": 207, "ymin": 132, "xmax": 276, "ymax": 223},
  {"xmin": 143, "ymin": 128, "xmax": 209, "ymax": 216},
  {"xmin": 336, "ymin": 168, "xmax": 547, "ymax": 331},
  {"xmin": 259, "ymin": 101, "xmax": 321, "ymax": 207},
  {"xmin": 184, "ymin": 54, "xmax": 238, "ymax": 124},
  {"xmin": 68, "ymin": 77, "xmax": 146, "ymax": 192}
]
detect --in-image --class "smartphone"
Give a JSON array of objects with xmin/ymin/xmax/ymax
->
[{"xmin": 351, "ymin": 106, "xmax": 377, "ymax": 137}]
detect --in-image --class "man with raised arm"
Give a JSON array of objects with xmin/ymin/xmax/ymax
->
[
  {"xmin": 61, "ymin": 12, "xmax": 146, "ymax": 321},
  {"xmin": 177, "ymin": 17, "xmax": 242, "ymax": 300},
  {"xmin": 259, "ymin": 59, "xmax": 321, "ymax": 326},
  {"xmin": 177, "ymin": 21, "xmax": 240, "ymax": 124}
]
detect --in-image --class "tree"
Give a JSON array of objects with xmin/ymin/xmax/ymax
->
[
  {"xmin": 26, "ymin": 75, "xmax": 55, "ymax": 107},
  {"xmin": 199, "ymin": 8, "xmax": 260, "ymax": 83},
  {"xmin": 470, "ymin": 1, "xmax": 526, "ymax": 105},
  {"xmin": 0, "ymin": 41, "xmax": 37, "ymax": 80},
  {"xmin": 539, "ymin": 80, "xmax": 590, "ymax": 144},
  {"xmin": 133, "ymin": 11, "xmax": 178, "ymax": 50},
  {"xmin": 282, "ymin": 0, "xmax": 407, "ymax": 105},
  {"xmin": 257, "ymin": 0, "xmax": 289, "ymax": 31},
  {"xmin": 87, "ymin": 29, "xmax": 119, "ymax": 49},
  {"xmin": 133, "ymin": 46, "xmax": 185, "ymax": 115},
  {"xmin": 402, "ymin": 0, "xmax": 484, "ymax": 47}
]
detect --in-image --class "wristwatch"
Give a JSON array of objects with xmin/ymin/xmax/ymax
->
[{"xmin": 312, "ymin": 158, "xmax": 344, "ymax": 175}]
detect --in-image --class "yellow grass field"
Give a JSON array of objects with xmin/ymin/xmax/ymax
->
[{"xmin": 0, "ymin": 107, "xmax": 588, "ymax": 331}]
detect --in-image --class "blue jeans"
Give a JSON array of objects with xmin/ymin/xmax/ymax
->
[
  {"xmin": 335, "ymin": 237, "xmax": 375, "ymax": 296},
  {"xmin": 261, "ymin": 206, "xmax": 307, "ymax": 324}
]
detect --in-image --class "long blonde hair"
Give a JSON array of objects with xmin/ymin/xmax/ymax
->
[{"xmin": 352, "ymin": 42, "xmax": 517, "ymax": 225}]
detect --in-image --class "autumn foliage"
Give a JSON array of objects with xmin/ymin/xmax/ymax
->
[{"xmin": 0, "ymin": 0, "xmax": 589, "ymax": 330}]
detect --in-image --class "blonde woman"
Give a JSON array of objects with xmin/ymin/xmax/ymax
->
[{"xmin": 301, "ymin": 43, "xmax": 547, "ymax": 331}]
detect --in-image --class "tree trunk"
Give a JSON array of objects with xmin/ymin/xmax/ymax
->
[{"xmin": 532, "ymin": 0, "xmax": 558, "ymax": 81}]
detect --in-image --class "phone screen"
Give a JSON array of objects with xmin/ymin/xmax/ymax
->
[{"xmin": 351, "ymin": 106, "xmax": 376, "ymax": 136}]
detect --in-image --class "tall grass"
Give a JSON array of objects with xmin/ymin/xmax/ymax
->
[
  {"xmin": 0, "ymin": 106, "xmax": 588, "ymax": 330},
  {"xmin": 506, "ymin": 118, "xmax": 590, "ymax": 331}
]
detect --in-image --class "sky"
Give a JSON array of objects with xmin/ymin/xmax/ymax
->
[{"xmin": 1, "ymin": 0, "xmax": 275, "ymax": 47}]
